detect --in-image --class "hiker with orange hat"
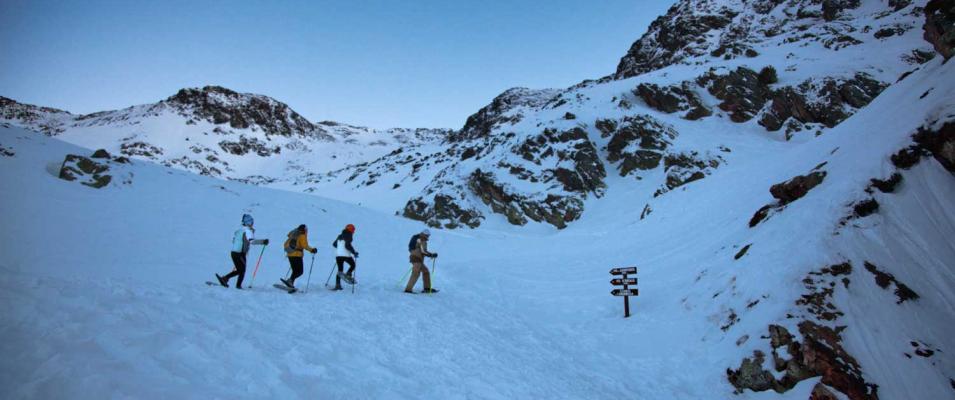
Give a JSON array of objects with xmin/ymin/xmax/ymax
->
[{"xmin": 331, "ymin": 224, "xmax": 359, "ymax": 290}]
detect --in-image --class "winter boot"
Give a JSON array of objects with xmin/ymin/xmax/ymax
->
[
  {"xmin": 280, "ymin": 278, "xmax": 294, "ymax": 289},
  {"xmin": 403, "ymin": 290, "xmax": 415, "ymax": 294},
  {"xmin": 421, "ymin": 288, "xmax": 439, "ymax": 294},
  {"xmin": 332, "ymin": 285, "xmax": 343, "ymax": 291},
  {"xmin": 216, "ymin": 274, "xmax": 228, "ymax": 287}
]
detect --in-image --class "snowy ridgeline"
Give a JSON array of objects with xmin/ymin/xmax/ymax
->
[
  {"xmin": 1, "ymin": 0, "xmax": 955, "ymax": 399},
  {"xmin": 1, "ymin": 54, "xmax": 953, "ymax": 398}
]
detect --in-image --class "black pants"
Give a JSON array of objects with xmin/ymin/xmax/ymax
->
[
  {"xmin": 336, "ymin": 256, "xmax": 356, "ymax": 287},
  {"xmin": 287, "ymin": 257, "xmax": 304, "ymax": 285},
  {"xmin": 223, "ymin": 252, "xmax": 247, "ymax": 288}
]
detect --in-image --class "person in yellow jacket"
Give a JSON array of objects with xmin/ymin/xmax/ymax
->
[{"xmin": 281, "ymin": 224, "xmax": 316, "ymax": 289}]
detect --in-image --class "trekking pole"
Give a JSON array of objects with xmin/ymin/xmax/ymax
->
[
  {"xmin": 430, "ymin": 258, "xmax": 438, "ymax": 294},
  {"xmin": 396, "ymin": 265, "xmax": 412, "ymax": 288},
  {"xmin": 324, "ymin": 261, "xmax": 336, "ymax": 287},
  {"xmin": 305, "ymin": 253, "xmax": 316, "ymax": 293},
  {"xmin": 249, "ymin": 244, "xmax": 267, "ymax": 288}
]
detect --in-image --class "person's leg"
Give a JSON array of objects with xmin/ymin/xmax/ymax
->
[
  {"xmin": 404, "ymin": 262, "xmax": 422, "ymax": 292},
  {"xmin": 335, "ymin": 257, "xmax": 345, "ymax": 288},
  {"xmin": 223, "ymin": 252, "xmax": 243, "ymax": 282},
  {"xmin": 421, "ymin": 265, "xmax": 432, "ymax": 291},
  {"xmin": 289, "ymin": 257, "xmax": 304, "ymax": 286},
  {"xmin": 345, "ymin": 257, "xmax": 356, "ymax": 276},
  {"xmin": 234, "ymin": 252, "xmax": 247, "ymax": 288}
]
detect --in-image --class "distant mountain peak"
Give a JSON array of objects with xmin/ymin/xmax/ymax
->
[{"xmin": 163, "ymin": 85, "xmax": 318, "ymax": 137}]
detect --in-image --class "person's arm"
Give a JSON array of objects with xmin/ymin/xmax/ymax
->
[
  {"xmin": 248, "ymin": 227, "xmax": 268, "ymax": 246},
  {"xmin": 420, "ymin": 239, "xmax": 436, "ymax": 257},
  {"xmin": 345, "ymin": 236, "xmax": 358, "ymax": 256},
  {"xmin": 300, "ymin": 234, "xmax": 316, "ymax": 252}
]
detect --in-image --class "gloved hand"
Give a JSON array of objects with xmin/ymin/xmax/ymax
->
[
  {"xmin": 263, "ymin": 239, "xmax": 270, "ymax": 245},
  {"xmin": 431, "ymin": 253, "xmax": 439, "ymax": 258},
  {"xmin": 309, "ymin": 248, "xmax": 317, "ymax": 254},
  {"xmin": 354, "ymin": 252, "xmax": 360, "ymax": 259}
]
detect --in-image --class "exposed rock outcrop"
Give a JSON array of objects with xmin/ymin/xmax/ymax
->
[
  {"xmin": 770, "ymin": 171, "xmax": 827, "ymax": 204},
  {"xmin": 453, "ymin": 87, "xmax": 560, "ymax": 142},
  {"xmin": 58, "ymin": 154, "xmax": 113, "ymax": 188},
  {"xmin": 604, "ymin": 115, "xmax": 678, "ymax": 176},
  {"xmin": 165, "ymin": 86, "xmax": 316, "ymax": 137},
  {"xmin": 759, "ymin": 74, "xmax": 887, "ymax": 135},
  {"xmin": 923, "ymin": 0, "xmax": 955, "ymax": 60},
  {"xmin": 633, "ymin": 83, "xmax": 712, "ymax": 120}
]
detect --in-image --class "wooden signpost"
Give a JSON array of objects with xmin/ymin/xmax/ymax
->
[{"xmin": 610, "ymin": 267, "xmax": 639, "ymax": 318}]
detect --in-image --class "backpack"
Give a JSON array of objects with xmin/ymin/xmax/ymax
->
[
  {"xmin": 284, "ymin": 229, "xmax": 301, "ymax": 254},
  {"xmin": 407, "ymin": 234, "xmax": 420, "ymax": 252},
  {"xmin": 232, "ymin": 228, "xmax": 248, "ymax": 253}
]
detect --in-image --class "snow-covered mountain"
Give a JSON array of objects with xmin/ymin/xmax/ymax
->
[
  {"xmin": 1, "ymin": 0, "xmax": 954, "ymax": 399},
  {"xmin": 1, "ymin": 86, "xmax": 452, "ymax": 183}
]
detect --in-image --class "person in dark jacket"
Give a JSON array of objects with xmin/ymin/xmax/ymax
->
[
  {"xmin": 331, "ymin": 224, "xmax": 359, "ymax": 290},
  {"xmin": 217, "ymin": 214, "xmax": 268, "ymax": 289}
]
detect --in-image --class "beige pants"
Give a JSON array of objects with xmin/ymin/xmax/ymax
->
[{"xmin": 404, "ymin": 261, "xmax": 431, "ymax": 292}]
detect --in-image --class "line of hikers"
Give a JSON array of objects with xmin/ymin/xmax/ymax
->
[{"xmin": 215, "ymin": 214, "xmax": 439, "ymax": 294}]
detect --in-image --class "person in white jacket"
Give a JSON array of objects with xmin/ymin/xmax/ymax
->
[
  {"xmin": 216, "ymin": 214, "xmax": 267, "ymax": 289},
  {"xmin": 330, "ymin": 224, "xmax": 359, "ymax": 290}
]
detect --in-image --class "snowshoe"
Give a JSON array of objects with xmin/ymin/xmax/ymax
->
[
  {"xmin": 331, "ymin": 286, "xmax": 344, "ymax": 291},
  {"xmin": 421, "ymin": 288, "xmax": 439, "ymax": 294},
  {"xmin": 215, "ymin": 274, "xmax": 228, "ymax": 287},
  {"xmin": 273, "ymin": 283, "xmax": 297, "ymax": 294},
  {"xmin": 337, "ymin": 271, "xmax": 356, "ymax": 285}
]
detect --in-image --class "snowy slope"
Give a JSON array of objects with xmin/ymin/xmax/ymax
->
[
  {"xmin": 1, "ymin": 0, "xmax": 954, "ymax": 399},
  {"xmin": 2, "ymin": 52, "xmax": 954, "ymax": 398}
]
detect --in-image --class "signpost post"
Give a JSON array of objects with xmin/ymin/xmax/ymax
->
[{"xmin": 610, "ymin": 267, "xmax": 638, "ymax": 318}]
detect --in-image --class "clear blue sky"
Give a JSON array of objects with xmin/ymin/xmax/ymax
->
[{"xmin": 0, "ymin": 0, "xmax": 674, "ymax": 129}]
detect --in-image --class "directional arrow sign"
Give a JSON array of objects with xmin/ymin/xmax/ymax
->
[
  {"xmin": 611, "ymin": 289, "xmax": 639, "ymax": 296},
  {"xmin": 610, "ymin": 267, "xmax": 637, "ymax": 275},
  {"xmin": 611, "ymin": 278, "xmax": 638, "ymax": 286}
]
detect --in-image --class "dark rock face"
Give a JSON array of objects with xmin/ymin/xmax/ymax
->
[
  {"xmin": 770, "ymin": 171, "xmax": 827, "ymax": 204},
  {"xmin": 58, "ymin": 154, "xmax": 112, "ymax": 188},
  {"xmin": 699, "ymin": 67, "xmax": 771, "ymax": 123},
  {"xmin": 468, "ymin": 170, "xmax": 583, "ymax": 229},
  {"xmin": 514, "ymin": 127, "xmax": 606, "ymax": 195},
  {"xmin": 822, "ymin": 0, "xmax": 861, "ymax": 22},
  {"xmin": 604, "ymin": 116, "xmax": 678, "ymax": 176},
  {"xmin": 869, "ymin": 173, "xmax": 903, "ymax": 193},
  {"xmin": 852, "ymin": 198, "xmax": 879, "ymax": 218},
  {"xmin": 662, "ymin": 152, "xmax": 720, "ymax": 191},
  {"xmin": 633, "ymin": 82, "xmax": 712, "ymax": 120},
  {"xmin": 759, "ymin": 74, "xmax": 886, "ymax": 134},
  {"xmin": 165, "ymin": 86, "xmax": 315, "ymax": 137},
  {"xmin": 403, "ymin": 194, "xmax": 482, "ymax": 229},
  {"xmin": 615, "ymin": 2, "xmax": 738, "ymax": 78},
  {"xmin": 727, "ymin": 350, "xmax": 775, "ymax": 392},
  {"xmin": 923, "ymin": 0, "xmax": 955, "ymax": 60},
  {"xmin": 913, "ymin": 121, "xmax": 955, "ymax": 174},
  {"xmin": 864, "ymin": 261, "xmax": 920, "ymax": 303},
  {"xmin": 454, "ymin": 87, "xmax": 559, "ymax": 142},
  {"xmin": 91, "ymin": 149, "xmax": 111, "ymax": 159},
  {"xmin": 120, "ymin": 141, "xmax": 164, "ymax": 159},
  {"xmin": 739, "ymin": 263, "xmax": 882, "ymax": 399},
  {"xmin": 218, "ymin": 135, "xmax": 281, "ymax": 157}
]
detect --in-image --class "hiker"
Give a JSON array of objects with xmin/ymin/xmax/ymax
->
[
  {"xmin": 217, "ymin": 214, "xmax": 268, "ymax": 289},
  {"xmin": 281, "ymin": 224, "xmax": 317, "ymax": 289},
  {"xmin": 405, "ymin": 229, "xmax": 438, "ymax": 294},
  {"xmin": 331, "ymin": 224, "xmax": 359, "ymax": 290}
]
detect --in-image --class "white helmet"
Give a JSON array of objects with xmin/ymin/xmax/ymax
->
[{"xmin": 421, "ymin": 229, "xmax": 431, "ymax": 236}]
